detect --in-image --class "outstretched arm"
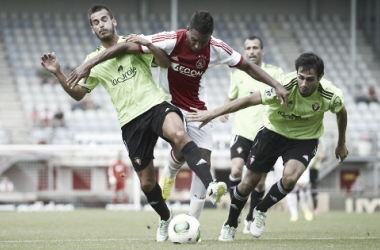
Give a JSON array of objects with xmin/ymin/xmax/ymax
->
[
  {"xmin": 40, "ymin": 52, "xmax": 87, "ymax": 101},
  {"xmin": 335, "ymin": 106, "xmax": 349, "ymax": 163},
  {"xmin": 66, "ymin": 36, "xmax": 170, "ymax": 88},
  {"xmin": 237, "ymin": 59, "xmax": 289, "ymax": 107},
  {"xmin": 218, "ymin": 96, "xmax": 233, "ymax": 122},
  {"xmin": 187, "ymin": 92, "xmax": 262, "ymax": 129}
]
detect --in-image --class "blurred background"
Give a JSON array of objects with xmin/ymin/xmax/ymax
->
[{"xmin": 0, "ymin": 0, "xmax": 379, "ymax": 212}]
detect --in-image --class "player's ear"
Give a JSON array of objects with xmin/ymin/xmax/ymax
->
[
  {"xmin": 91, "ymin": 27, "xmax": 95, "ymax": 34},
  {"xmin": 186, "ymin": 26, "xmax": 190, "ymax": 31},
  {"xmin": 113, "ymin": 18, "xmax": 117, "ymax": 27},
  {"xmin": 262, "ymin": 49, "xmax": 265, "ymax": 55},
  {"xmin": 318, "ymin": 73, "xmax": 324, "ymax": 82}
]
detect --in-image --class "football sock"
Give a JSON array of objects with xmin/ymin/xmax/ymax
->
[
  {"xmin": 299, "ymin": 188, "xmax": 310, "ymax": 211},
  {"xmin": 256, "ymin": 178, "xmax": 292, "ymax": 212},
  {"xmin": 246, "ymin": 187, "xmax": 265, "ymax": 221},
  {"xmin": 227, "ymin": 186, "xmax": 249, "ymax": 228},
  {"xmin": 181, "ymin": 141, "xmax": 213, "ymax": 188},
  {"xmin": 189, "ymin": 174, "xmax": 207, "ymax": 219},
  {"xmin": 229, "ymin": 175, "xmax": 242, "ymax": 201},
  {"xmin": 143, "ymin": 182, "xmax": 170, "ymax": 221},
  {"xmin": 311, "ymin": 188, "xmax": 318, "ymax": 210},
  {"xmin": 167, "ymin": 149, "xmax": 185, "ymax": 179},
  {"xmin": 286, "ymin": 192, "xmax": 299, "ymax": 217}
]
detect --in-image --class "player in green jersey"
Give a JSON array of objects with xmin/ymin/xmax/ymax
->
[
  {"xmin": 219, "ymin": 36, "xmax": 284, "ymax": 235},
  {"xmin": 187, "ymin": 52, "xmax": 348, "ymax": 241},
  {"xmin": 41, "ymin": 4, "xmax": 227, "ymax": 242}
]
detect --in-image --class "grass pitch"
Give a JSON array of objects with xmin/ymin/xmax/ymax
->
[{"xmin": 0, "ymin": 208, "xmax": 379, "ymax": 249}]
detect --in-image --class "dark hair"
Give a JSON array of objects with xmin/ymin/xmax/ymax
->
[
  {"xmin": 189, "ymin": 10, "xmax": 214, "ymax": 35},
  {"xmin": 295, "ymin": 52, "xmax": 324, "ymax": 78},
  {"xmin": 247, "ymin": 36, "xmax": 264, "ymax": 49},
  {"xmin": 88, "ymin": 4, "xmax": 114, "ymax": 26}
]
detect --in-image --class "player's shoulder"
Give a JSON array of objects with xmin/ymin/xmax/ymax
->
[
  {"xmin": 318, "ymin": 77, "xmax": 342, "ymax": 99},
  {"xmin": 209, "ymin": 36, "xmax": 234, "ymax": 54},
  {"xmin": 281, "ymin": 71, "xmax": 298, "ymax": 88}
]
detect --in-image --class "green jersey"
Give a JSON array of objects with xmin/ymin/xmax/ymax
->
[
  {"xmin": 79, "ymin": 35, "xmax": 169, "ymax": 128},
  {"xmin": 260, "ymin": 71, "xmax": 344, "ymax": 140},
  {"xmin": 228, "ymin": 63, "xmax": 284, "ymax": 140}
]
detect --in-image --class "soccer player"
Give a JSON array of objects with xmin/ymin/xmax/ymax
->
[
  {"xmin": 187, "ymin": 52, "xmax": 348, "ymax": 241},
  {"xmin": 219, "ymin": 36, "xmax": 284, "ymax": 233},
  {"xmin": 67, "ymin": 10, "xmax": 289, "ymax": 220},
  {"xmin": 108, "ymin": 151, "xmax": 128, "ymax": 205},
  {"xmin": 41, "ymin": 4, "xmax": 227, "ymax": 242}
]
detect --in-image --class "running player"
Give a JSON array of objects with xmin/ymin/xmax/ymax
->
[{"xmin": 187, "ymin": 52, "xmax": 348, "ymax": 241}]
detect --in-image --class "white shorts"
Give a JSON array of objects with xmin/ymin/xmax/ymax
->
[{"xmin": 181, "ymin": 108, "xmax": 213, "ymax": 151}]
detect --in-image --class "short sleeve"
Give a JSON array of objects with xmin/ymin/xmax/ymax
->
[
  {"xmin": 329, "ymin": 88, "xmax": 344, "ymax": 113},
  {"xmin": 139, "ymin": 31, "xmax": 177, "ymax": 54}
]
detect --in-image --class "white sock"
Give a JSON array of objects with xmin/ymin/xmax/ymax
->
[
  {"xmin": 189, "ymin": 173, "xmax": 207, "ymax": 219},
  {"xmin": 299, "ymin": 189, "xmax": 310, "ymax": 211},
  {"xmin": 286, "ymin": 192, "xmax": 299, "ymax": 217},
  {"xmin": 167, "ymin": 150, "xmax": 185, "ymax": 179}
]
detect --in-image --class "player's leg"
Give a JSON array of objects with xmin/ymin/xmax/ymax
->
[
  {"xmin": 252, "ymin": 137, "xmax": 319, "ymax": 238},
  {"xmin": 157, "ymin": 103, "xmax": 227, "ymax": 204},
  {"xmin": 310, "ymin": 168, "xmax": 319, "ymax": 214},
  {"xmin": 286, "ymin": 186, "xmax": 299, "ymax": 221},
  {"xmin": 243, "ymin": 172, "xmax": 267, "ymax": 233}
]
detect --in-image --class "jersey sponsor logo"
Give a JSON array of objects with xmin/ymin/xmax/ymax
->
[
  {"xmin": 265, "ymin": 87, "xmax": 276, "ymax": 97},
  {"xmin": 333, "ymin": 96, "xmax": 342, "ymax": 108},
  {"xmin": 111, "ymin": 66, "xmax": 137, "ymax": 86},
  {"xmin": 277, "ymin": 111, "xmax": 308, "ymax": 121},
  {"xmin": 196, "ymin": 58, "xmax": 206, "ymax": 69},
  {"xmin": 171, "ymin": 62, "xmax": 204, "ymax": 77},
  {"xmin": 312, "ymin": 102, "xmax": 320, "ymax": 112}
]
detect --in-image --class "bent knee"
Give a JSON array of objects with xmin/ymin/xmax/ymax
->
[{"xmin": 140, "ymin": 180, "xmax": 156, "ymax": 192}]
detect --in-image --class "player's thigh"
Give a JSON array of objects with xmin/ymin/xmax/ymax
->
[
  {"xmin": 121, "ymin": 119, "xmax": 158, "ymax": 172},
  {"xmin": 231, "ymin": 157, "xmax": 245, "ymax": 177},
  {"xmin": 246, "ymin": 128, "xmax": 283, "ymax": 173},
  {"xmin": 185, "ymin": 117, "xmax": 213, "ymax": 151},
  {"xmin": 230, "ymin": 135, "xmax": 252, "ymax": 162},
  {"xmin": 282, "ymin": 139, "xmax": 319, "ymax": 171}
]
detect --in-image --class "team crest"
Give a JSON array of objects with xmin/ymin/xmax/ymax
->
[
  {"xmin": 250, "ymin": 155, "xmax": 255, "ymax": 164},
  {"xmin": 333, "ymin": 96, "xmax": 342, "ymax": 108},
  {"xmin": 134, "ymin": 157, "xmax": 141, "ymax": 165},
  {"xmin": 196, "ymin": 58, "xmax": 206, "ymax": 69},
  {"xmin": 312, "ymin": 102, "xmax": 320, "ymax": 112},
  {"xmin": 237, "ymin": 147, "xmax": 243, "ymax": 154}
]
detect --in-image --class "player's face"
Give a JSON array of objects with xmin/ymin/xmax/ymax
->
[
  {"xmin": 297, "ymin": 67, "xmax": 323, "ymax": 97},
  {"xmin": 244, "ymin": 39, "xmax": 264, "ymax": 66},
  {"xmin": 185, "ymin": 27, "xmax": 211, "ymax": 52},
  {"xmin": 90, "ymin": 9, "xmax": 117, "ymax": 42}
]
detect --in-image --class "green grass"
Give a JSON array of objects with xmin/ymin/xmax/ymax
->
[{"xmin": 0, "ymin": 209, "xmax": 379, "ymax": 249}]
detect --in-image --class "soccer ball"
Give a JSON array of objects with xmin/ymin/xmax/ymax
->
[{"xmin": 168, "ymin": 214, "xmax": 201, "ymax": 244}]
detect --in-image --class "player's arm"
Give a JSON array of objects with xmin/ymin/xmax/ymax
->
[
  {"xmin": 335, "ymin": 106, "xmax": 348, "ymax": 163},
  {"xmin": 218, "ymin": 96, "xmax": 234, "ymax": 122},
  {"xmin": 66, "ymin": 36, "xmax": 170, "ymax": 88},
  {"xmin": 187, "ymin": 92, "xmax": 262, "ymax": 129},
  {"xmin": 237, "ymin": 59, "xmax": 289, "ymax": 107},
  {"xmin": 40, "ymin": 52, "xmax": 87, "ymax": 101}
]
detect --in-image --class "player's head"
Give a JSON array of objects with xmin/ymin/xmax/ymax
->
[
  {"xmin": 88, "ymin": 4, "xmax": 117, "ymax": 42},
  {"xmin": 295, "ymin": 52, "xmax": 324, "ymax": 97},
  {"xmin": 186, "ymin": 10, "xmax": 214, "ymax": 52},
  {"xmin": 244, "ymin": 36, "xmax": 264, "ymax": 66}
]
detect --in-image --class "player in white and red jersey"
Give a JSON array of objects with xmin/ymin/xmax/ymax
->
[{"xmin": 137, "ymin": 11, "xmax": 289, "ymax": 220}]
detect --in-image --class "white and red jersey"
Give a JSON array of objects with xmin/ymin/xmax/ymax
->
[{"xmin": 139, "ymin": 29, "xmax": 243, "ymax": 111}]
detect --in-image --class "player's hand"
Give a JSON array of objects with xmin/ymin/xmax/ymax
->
[
  {"xmin": 275, "ymin": 85, "xmax": 289, "ymax": 108},
  {"xmin": 187, "ymin": 107, "xmax": 214, "ymax": 130},
  {"xmin": 66, "ymin": 62, "xmax": 91, "ymax": 89},
  {"xmin": 41, "ymin": 52, "xmax": 61, "ymax": 74},
  {"xmin": 335, "ymin": 144, "xmax": 349, "ymax": 163},
  {"xmin": 219, "ymin": 114, "xmax": 229, "ymax": 123},
  {"xmin": 125, "ymin": 35, "xmax": 151, "ymax": 46}
]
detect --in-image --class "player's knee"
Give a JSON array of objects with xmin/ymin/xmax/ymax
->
[
  {"xmin": 140, "ymin": 180, "xmax": 155, "ymax": 192},
  {"xmin": 282, "ymin": 175, "xmax": 298, "ymax": 189},
  {"xmin": 172, "ymin": 130, "xmax": 190, "ymax": 147}
]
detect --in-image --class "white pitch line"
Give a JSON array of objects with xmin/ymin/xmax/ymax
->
[{"xmin": 0, "ymin": 237, "xmax": 379, "ymax": 243}]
